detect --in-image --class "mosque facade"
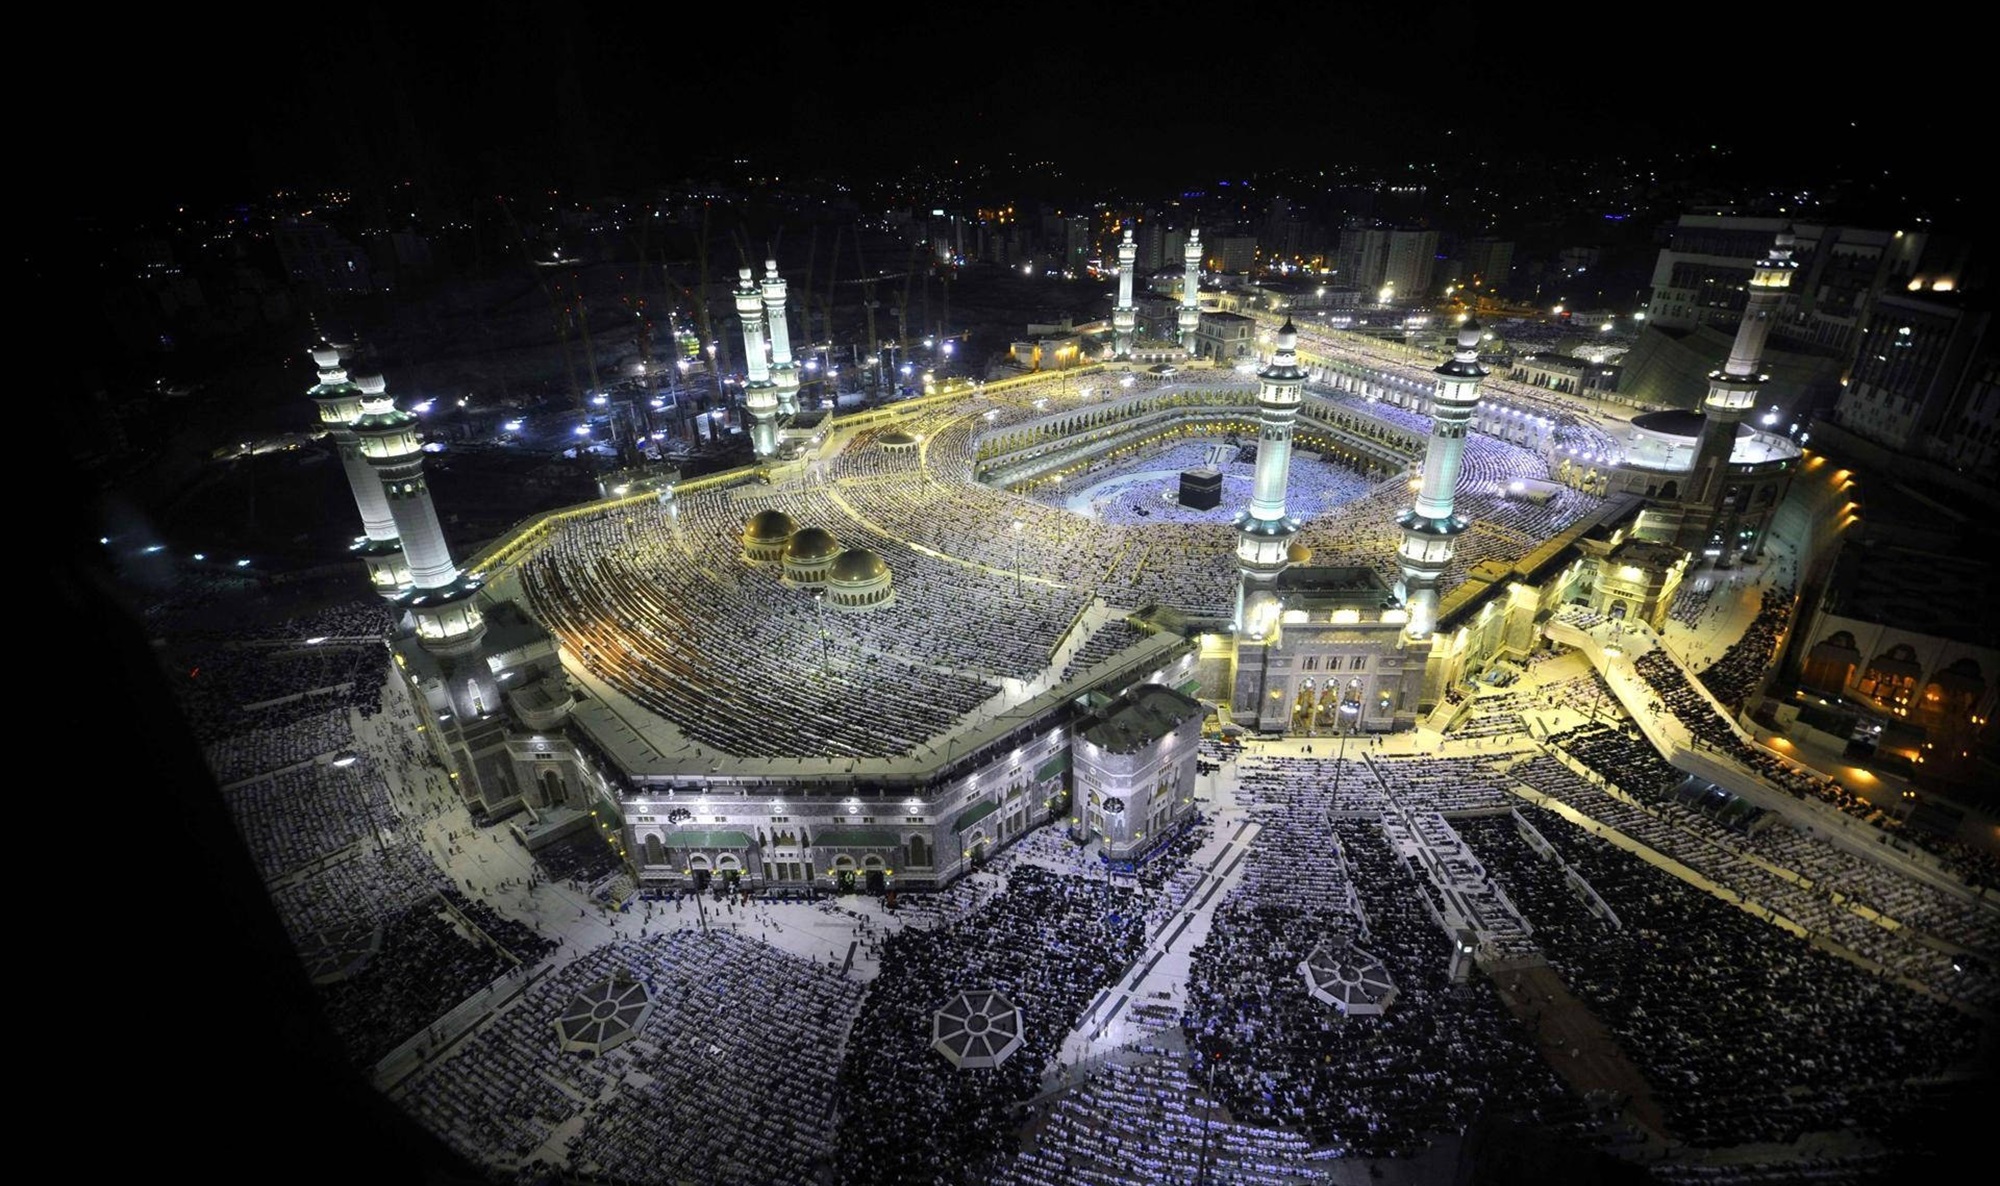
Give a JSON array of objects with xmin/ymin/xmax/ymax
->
[{"xmin": 319, "ymin": 236, "xmax": 1806, "ymax": 896}]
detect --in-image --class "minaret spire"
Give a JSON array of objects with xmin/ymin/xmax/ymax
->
[
  {"xmin": 351, "ymin": 372, "xmax": 485, "ymax": 651},
  {"xmin": 307, "ymin": 344, "xmax": 407, "ymax": 596},
  {"xmin": 1675, "ymin": 229, "xmax": 1797, "ymax": 559},
  {"xmin": 1178, "ymin": 229, "xmax": 1202, "ymax": 345},
  {"xmin": 1233, "ymin": 316, "xmax": 1307, "ymax": 634},
  {"xmin": 1111, "ymin": 225, "xmax": 1137, "ymax": 360},
  {"xmin": 1397, "ymin": 318, "xmax": 1488, "ymax": 640},
  {"xmin": 736, "ymin": 265, "xmax": 778, "ymax": 457},
  {"xmin": 761, "ymin": 259, "xmax": 799, "ymax": 416}
]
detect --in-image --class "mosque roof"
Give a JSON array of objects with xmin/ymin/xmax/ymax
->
[
  {"xmin": 744, "ymin": 509, "xmax": 796, "ymax": 542},
  {"xmin": 785, "ymin": 526, "xmax": 840, "ymax": 561},
  {"xmin": 828, "ymin": 548, "xmax": 889, "ymax": 583}
]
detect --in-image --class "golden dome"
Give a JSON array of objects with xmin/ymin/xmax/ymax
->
[
  {"xmin": 744, "ymin": 509, "xmax": 797, "ymax": 542},
  {"xmin": 828, "ymin": 548, "xmax": 889, "ymax": 583},
  {"xmin": 1286, "ymin": 542, "xmax": 1314, "ymax": 565},
  {"xmin": 785, "ymin": 526, "xmax": 841, "ymax": 561}
]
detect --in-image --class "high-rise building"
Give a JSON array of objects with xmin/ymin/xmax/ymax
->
[
  {"xmin": 1643, "ymin": 214, "xmax": 1943, "ymax": 356},
  {"xmin": 1134, "ymin": 219, "xmax": 1165, "ymax": 272},
  {"xmin": 1831, "ymin": 293, "xmax": 1993, "ymax": 476},
  {"xmin": 1384, "ymin": 230, "xmax": 1439, "ymax": 301},
  {"xmin": 275, "ymin": 217, "xmax": 373, "ymax": 296},
  {"xmin": 1213, "ymin": 235, "xmax": 1258, "ymax": 275},
  {"xmin": 1336, "ymin": 226, "xmax": 1390, "ymax": 292},
  {"xmin": 1063, "ymin": 215, "xmax": 1091, "ymax": 275},
  {"xmin": 1462, "ymin": 238, "xmax": 1514, "ymax": 295}
]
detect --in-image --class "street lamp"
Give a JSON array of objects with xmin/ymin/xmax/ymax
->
[
  {"xmin": 1327, "ymin": 699, "xmax": 1361, "ymax": 809},
  {"xmin": 1589, "ymin": 641, "xmax": 1625, "ymax": 721},
  {"xmin": 813, "ymin": 589, "xmax": 831, "ymax": 667},
  {"xmin": 1011, "ymin": 519, "xmax": 1024, "ymax": 598}
]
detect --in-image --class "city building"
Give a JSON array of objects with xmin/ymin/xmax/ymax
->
[
  {"xmin": 1384, "ymin": 230, "xmax": 1439, "ymax": 301},
  {"xmin": 1069, "ymin": 684, "xmax": 1203, "ymax": 864},
  {"xmin": 1337, "ymin": 226, "xmax": 1390, "ymax": 292},
  {"xmin": 1212, "ymin": 235, "xmax": 1257, "ymax": 275},
  {"xmin": 274, "ymin": 216, "xmax": 373, "ymax": 296},
  {"xmin": 1829, "ymin": 292, "xmax": 1993, "ymax": 477},
  {"xmin": 1642, "ymin": 215, "xmax": 1934, "ymax": 349},
  {"xmin": 1191, "ymin": 311, "xmax": 1255, "ymax": 361}
]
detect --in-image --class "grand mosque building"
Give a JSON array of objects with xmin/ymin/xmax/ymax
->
[{"xmin": 311, "ymin": 231, "xmax": 1807, "ymax": 895}]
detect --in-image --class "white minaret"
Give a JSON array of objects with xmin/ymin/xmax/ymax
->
[
  {"xmin": 351, "ymin": 373, "xmax": 484, "ymax": 651},
  {"xmin": 1178, "ymin": 228, "xmax": 1202, "ymax": 345},
  {"xmin": 1112, "ymin": 226, "xmax": 1137, "ymax": 360},
  {"xmin": 761, "ymin": 259, "xmax": 799, "ymax": 416},
  {"xmin": 736, "ymin": 266, "xmax": 778, "ymax": 456},
  {"xmin": 1397, "ymin": 320, "xmax": 1488, "ymax": 639},
  {"xmin": 307, "ymin": 346, "xmax": 407, "ymax": 595},
  {"xmin": 1676, "ymin": 230, "xmax": 1797, "ymax": 558},
  {"xmin": 1234, "ymin": 318, "xmax": 1307, "ymax": 634}
]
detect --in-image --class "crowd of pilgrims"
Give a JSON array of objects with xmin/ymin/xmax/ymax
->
[
  {"xmin": 396, "ymin": 930, "xmax": 861, "ymax": 1185},
  {"xmin": 1668, "ymin": 578, "xmax": 1719, "ymax": 629},
  {"xmin": 1550, "ymin": 720, "xmax": 1687, "ymax": 796},
  {"xmin": 1002, "ymin": 1043, "xmax": 1357, "ymax": 1185},
  {"xmin": 318, "ymin": 884, "xmax": 554, "ymax": 1066},
  {"xmin": 1630, "ymin": 648, "xmax": 2000, "ymax": 887},
  {"xmin": 831, "ymin": 863, "xmax": 1148, "ymax": 1184},
  {"xmin": 116, "ymin": 343, "xmax": 1996, "ymax": 1176},
  {"xmin": 521, "ymin": 370, "xmax": 1598, "ymax": 760},
  {"xmin": 1508, "ymin": 750, "xmax": 1998, "ymax": 1006},
  {"xmin": 1459, "ymin": 803, "xmax": 1978, "ymax": 1148},
  {"xmin": 1060, "ymin": 619, "xmax": 1150, "ymax": 684},
  {"xmin": 1182, "ymin": 814, "xmax": 1575, "ymax": 1158},
  {"xmin": 113, "ymin": 571, "xmax": 1992, "ymax": 1179},
  {"xmin": 1694, "ymin": 585, "xmax": 1793, "ymax": 712},
  {"xmin": 1446, "ymin": 691, "xmax": 1532, "ymax": 739},
  {"xmin": 158, "ymin": 606, "xmax": 556, "ymax": 1067},
  {"xmin": 1236, "ymin": 752, "xmax": 1514, "ymax": 818},
  {"xmin": 1026, "ymin": 438, "xmax": 1378, "ymax": 527}
]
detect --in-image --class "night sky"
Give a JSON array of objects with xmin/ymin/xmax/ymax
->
[{"xmin": 61, "ymin": 3, "xmax": 1975, "ymax": 211}]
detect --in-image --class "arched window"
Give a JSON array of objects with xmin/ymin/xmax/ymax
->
[
  {"xmin": 643, "ymin": 833, "xmax": 665, "ymax": 865},
  {"xmin": 906, "ymin": 834, "xmax": 930, "ymax": 866},
  {"xmin": 1861, "ymin": 643, "xmax": 1922, "ymax": 706},
  {"xmin": 1803, "ymin": 631, "xmax": 1860, "ymax": 693}
]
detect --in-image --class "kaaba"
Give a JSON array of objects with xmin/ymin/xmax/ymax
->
[{"xmin": 1178, "ymin": 467, "xmax": 1222, "ymax": 510}]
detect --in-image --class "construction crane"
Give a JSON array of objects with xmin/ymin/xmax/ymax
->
[{"xmin": 495, "ymin": 196, "xmax": 584, "ymax": 409}]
